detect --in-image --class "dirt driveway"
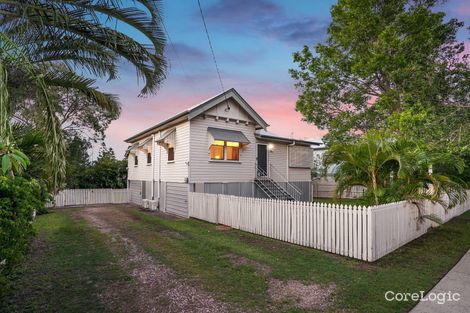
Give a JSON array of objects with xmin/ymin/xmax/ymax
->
[{"xmin": 79, "ymin": 205, "xmax": 231, "ymax": 313}]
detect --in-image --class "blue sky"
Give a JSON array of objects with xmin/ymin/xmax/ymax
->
[{"xmin": 97, "ymin": 0, "xmax": 470, "ymax": 159}]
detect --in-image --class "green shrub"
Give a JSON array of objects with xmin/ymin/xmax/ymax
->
[{"xmin": 0, "ymin": 176, "xmax": 50, "ymax": 286}]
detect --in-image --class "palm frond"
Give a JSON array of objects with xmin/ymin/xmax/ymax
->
[
  {"xmin": 1, "ymin": 0, "xmax": 167, "ymax": 95},
  {"xmin": 0, "ymin": 32, "xmax": 65, "ymax": 190},
  {"xmin": 43, "ymin": 68, "xmax": 120, "ymax": 114}
]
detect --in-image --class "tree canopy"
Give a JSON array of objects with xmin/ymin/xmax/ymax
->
[
  {"xmin": 290, "ymin": 0, "xmax": 470, "ymax": 150},
  {"xmin": 0, "ymin": 0, "xmax": 166, "ymax": 190}
]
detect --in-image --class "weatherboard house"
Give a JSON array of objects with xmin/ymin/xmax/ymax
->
[{"xmin": 125, "ymin": 88, "xmax": 320, "ymax": 217}]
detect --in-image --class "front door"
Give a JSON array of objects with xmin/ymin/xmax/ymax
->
[{"xmin": 257, "ymin": 144, "xmax": 268, "ymax": 177}]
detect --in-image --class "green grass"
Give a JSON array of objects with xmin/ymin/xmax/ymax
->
[
  {"xmin": 313, "ymin": 197, "xmax": 366, "ymax": 206},
  {"xmin": 122, "ymin": 208, "xmax": 470, "ymax": 313},
  {"xmin": 0, "ymin": 210, "xmax": 132, "ymax": 313},
  {"xmin": 2, "ymin": 206, "xmax": 470, "ymax": 313}
]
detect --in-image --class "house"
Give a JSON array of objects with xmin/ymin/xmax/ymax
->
[{"xmin": 125, "ymin": 88, "xmax": 320, "ymax": 217}]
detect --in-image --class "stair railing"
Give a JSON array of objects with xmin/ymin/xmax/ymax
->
[
  {"xmin": 256, "ymin": 166, "xmax": 284, "ymax": 199},
  {"xmin": 269, "ymin": 164, "xmax": 302, "ymax": 201},
  {"xmin": 256, "ymin": 165, "xmax": 269, "ymax": 179}
]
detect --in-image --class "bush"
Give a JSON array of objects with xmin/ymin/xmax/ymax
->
[{"xmin": 0, "ymin": 176, "xmax": 50, "ymax": 286}]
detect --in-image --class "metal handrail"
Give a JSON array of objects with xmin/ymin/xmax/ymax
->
[
  {"xmin": 269, "ymin": 164, "xmax": 302, "ymax": 200},
  {"xmin": 256, "ymin": 164, "xmax": 269, "ymax": 178},
  {"xmin": 256, "ymin": 165, "xmax": 301, "ymax": 200}
]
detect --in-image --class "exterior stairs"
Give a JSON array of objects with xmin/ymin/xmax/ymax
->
[{"xmin": 255, "ymin": 176, "xmax": 296, "ymax": 201}]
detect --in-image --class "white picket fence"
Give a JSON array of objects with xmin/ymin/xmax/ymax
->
[
  {"xmin": 188, "ymin": 192, "xmax": 470, "ymax": 262},
  {"xmin": 48, "ymin": 189, "xmax": 129, "ymax": 207}
]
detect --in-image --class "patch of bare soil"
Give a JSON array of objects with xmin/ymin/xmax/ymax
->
[
  {"xmin": 225, "ymin": 253, "xmax": 335, "ymax": 312},
  {"xmin": 80, "ymin": 206, "xmax": 229, "ymax": 313},
  {"xmin": 225, "ymin": 254, "xmax": 272, "ymax": 276},
  {"xmin": 268, "ymin": 279, "xmax": 335, "ymax": 311},
  {"xmin": 215, "ymin": 225, "xmax": 232, "ymax": 231}
]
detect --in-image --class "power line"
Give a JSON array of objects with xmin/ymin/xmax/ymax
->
[{"xmin": 196, "ymin": 0, "xmax": 230, "ymax": 110}]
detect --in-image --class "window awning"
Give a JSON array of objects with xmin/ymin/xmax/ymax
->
[
  {"xmin": 137, "ymin": 137, "xmax": 153, "ymax": 152},
  {"xmin": 125, "ymin": 142, "xmax": 139, "ymax": 157},
  {"xmin": 157, "ymin": 128, "xmax": 176, "ymax": 148},
  {"xmin": 138, "ymin": 137, "xmax": 152, "ymax": 148},
  {"xmin": 207, "ymin": 127, "xmax": 250, "ymax": 144}
]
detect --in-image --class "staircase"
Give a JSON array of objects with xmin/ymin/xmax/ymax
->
[
  {"xmin": 255, "ymin": 176, "xmax": 296, "ymax": 200},
  {"xmin": 255, "ymin": 166, "xmax": 301, "ymax": 201}
]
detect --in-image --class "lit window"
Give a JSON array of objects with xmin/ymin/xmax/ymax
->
[
  {"xmin": 226, "ymin": 141, "xmax": 239, "ymax": 161},
  {"xmin": 210, "ymin": 140, "xmax": 225, "ymax": 160},
  {"xmin": 210, "ymin": 141, "xmax": 240, "ymax": 161},
  {"xmin": 168, "ymin": 146, "xmax": 175, "ymax": 161},
  {"xmin": 134, "ymin": 155, "xmax": 138, "ymax": 166},
  {"xmin": 147, "ymin": 152, "xmax": 152, "ymax": 164}
]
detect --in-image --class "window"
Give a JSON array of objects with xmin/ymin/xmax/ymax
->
[
  {"xmin": 168, "ymin": 147, "xmax": 175, "ymax": 161},
  {"xmin": 210, "ymin": 140, "xmax": 225, "ymax": 160},
  {"xmin": 210, "ymin": 140, "xmax": 240, "ymax": 161},
  {"xmin": 226, "ymin": 141, "xmax": 240, "ymax": 161},
  {"xmin": 147, "ymin": 152, "xmax": 152, "ymax": 164},
  {"xmin": 134, "ymin": 155, "xmax": 138, "ymax": 166}
]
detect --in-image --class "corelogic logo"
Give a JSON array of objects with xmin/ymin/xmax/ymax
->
[{"xmin": 385, "ymin": 291, "xmax": 461, "ymax": 304}]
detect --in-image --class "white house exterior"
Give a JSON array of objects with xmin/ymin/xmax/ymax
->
[{"xmin": 125, "ymin": 88, "xmax": 319, "ymax": 217}]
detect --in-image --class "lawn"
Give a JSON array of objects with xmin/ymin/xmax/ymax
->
[
  {"xmin": 0, "ymin": 209, "xmax": 134, "ymax": 313},
  {"xmin": 2, "ymin": 205, "xmax": 470, "ymax": 312},
  {"xmin": 313, "ymin": 197, "xmax": 366, "ymax": 206}
]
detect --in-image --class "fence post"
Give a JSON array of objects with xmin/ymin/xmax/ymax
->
[
  {"xmin": 216, "ymin": 193, "xmax": 220, "ymax": 224},
  {"xmin": 367, "ymin": 206, "xmax": 374, "ymax": 262}
]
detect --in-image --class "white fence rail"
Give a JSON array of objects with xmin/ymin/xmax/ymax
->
[
  {"xmin": 48, "ymin": 189, "xmax": 129, "ymax": 207},
  {"xmin": 190, "ymin": 193, "xmax": 373, "ymax": 261},
  {"xmin": 189, "ymin": 192, "xmax": 470, "ymax": 262}
]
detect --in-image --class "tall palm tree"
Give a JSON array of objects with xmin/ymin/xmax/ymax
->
[
  {"xmin": 324, "ymin": 131, "xmax": 467, "ymax": 211},
  {"xmin": 0, "ymin": 0, "xmax": 167, "ymax": 190}
]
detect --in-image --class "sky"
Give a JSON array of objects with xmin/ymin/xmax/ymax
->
[{"xmin": 95, "ymin": 0, "xmax": 470, "ymax": 159}]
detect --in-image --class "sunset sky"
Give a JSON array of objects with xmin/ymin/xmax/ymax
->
[{"xmin": 96, "ymin": 0, "xmax": 470, "ymax": 159}]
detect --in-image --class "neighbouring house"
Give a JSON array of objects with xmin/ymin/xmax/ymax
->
[{"xmin": 125, "ymin": 88, "xmax": 320, "ymax": 217}]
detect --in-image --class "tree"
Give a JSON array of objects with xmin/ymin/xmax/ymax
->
[
  {"xmin": 12, "ymin": 85, "xmax": 120, "ymax": 143},
  {"xmin": 64, "ymin": 136, "xmax": 91, "ymax": 189},
  {"xmin": 75, "ymin": 148, "xmax": 127, "ymax": 189},
  {"xmin": 290, "ymin": 0, "xmax": 470, "ymax": 148},
  {"xmin": 0, "ymin": 0, "xmax": 166, "ymax": 190},
  {"xmin": 324, "ymin": 131, "xmax": 467, "ymax": 211}
]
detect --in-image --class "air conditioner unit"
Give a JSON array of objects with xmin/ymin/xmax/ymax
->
[
  {"xmin": 148, "ymin": 200, "xmax": 158, "ymax": 211},
  {"xmin": 142, "ymin": 199, "xmax": 150, "ymax": 209}
]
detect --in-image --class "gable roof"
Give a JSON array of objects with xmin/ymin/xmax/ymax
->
[{"xmin": 124, "ymin": 88, "xmax": 269, "ymax": 143}]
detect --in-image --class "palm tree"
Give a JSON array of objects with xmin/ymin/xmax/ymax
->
[
  {"xmin": 0, "ymin": 0, "xmax": 167, "ymax": 190},
  {"xmin": 324, "ymin": 131, "xmax": 467, "ymax": 211},
  {"xmin": 324, "ymin": 131, "xmax": 400, "ymax": 205}
]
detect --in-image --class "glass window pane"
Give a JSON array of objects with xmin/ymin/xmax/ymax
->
[
  {"xmin": 168, "ymin": 147, "xmax": 174, "ymax": 161},
  {"xmin": 213, "ymin": 140, "xmax": 225, "ymax": 146},
  {"xmin": 226, "ymin": 146, "xmax": 239, "ymax": 160},
  {"xmin": 210, "ymin": 145, "xmax": 225, "ymax": 160},
  {"xmin": 226, "ymin": 141, "xmax": 240, "ymax": 147}
]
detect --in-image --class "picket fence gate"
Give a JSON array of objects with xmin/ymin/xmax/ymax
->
[
  {"xmin": 188, "ymin": 192, "xmax": 470, "ymax": 262},
  {"xmin": 48, "ymin": 189, "xmax": 129, "ymax": 207}
]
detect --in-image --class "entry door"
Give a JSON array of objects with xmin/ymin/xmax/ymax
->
[{"xmin": 257, "ymin": 144, "xmax": 268, "ymax": 176}]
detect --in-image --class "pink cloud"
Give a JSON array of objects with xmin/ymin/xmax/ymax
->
[{"xmin": 455, "ymin": 2, "xmax": 470, "ymax": 16}]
